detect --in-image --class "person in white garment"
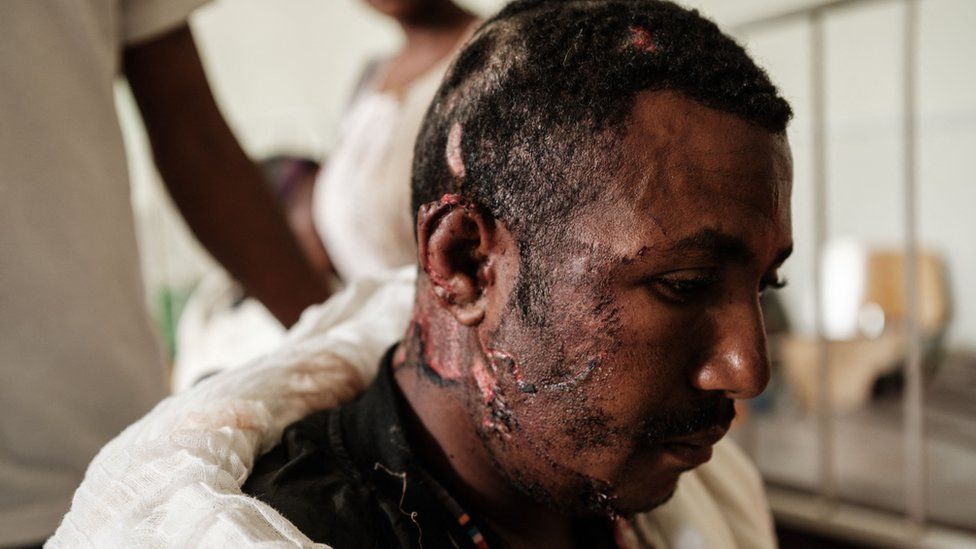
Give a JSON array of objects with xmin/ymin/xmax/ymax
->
[
  {"xmin": 170, "ymin": 0, "xmax": 479, "ymax": 392},
  {"xmin": 313, "ymin": 0, "xmax": 479, "ymax": 282},
  {"xmin": 0, "ymin": 3, "xmax": 329, "ymax": 546}
]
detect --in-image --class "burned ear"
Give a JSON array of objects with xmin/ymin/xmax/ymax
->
[{"xmin": 417, "ymin": 196, "xmax": 494, "ymax": 326}]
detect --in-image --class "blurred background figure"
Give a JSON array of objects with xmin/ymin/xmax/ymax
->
[
  {"xmin": 170, "ymin": 0, "xmax": 479, "ymax": 390},
  {"xmin": 0, "ymin": 2, "xmax": 328, "ymax": 546},
  {"xmin": 313, "ymin": 0, "xmax": 478, "ymax": 283}
]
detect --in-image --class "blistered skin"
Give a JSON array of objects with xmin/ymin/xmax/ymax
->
[
  {"xmin": 446, "ymin": 122, "xmax": 466, "ymax": 179},
  {"xmin": 395, "ymin": 92, "xmax": 794, "ymax": 530},
  {"xmin": 471, "ymin": 242, "xmax": 654, "ymax": 516}
]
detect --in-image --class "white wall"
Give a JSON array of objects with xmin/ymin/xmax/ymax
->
[{"xmin": 124, "ymin": 0, "xmax": 976, "ymax": 350}]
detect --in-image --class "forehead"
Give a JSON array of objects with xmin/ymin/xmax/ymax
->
[{"xmin": 576, "ymin": 91, "xmax": 793, "ymax": 258}]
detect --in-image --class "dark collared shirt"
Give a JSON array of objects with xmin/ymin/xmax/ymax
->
[{"xmin": 243, "ymin": 349, "xmax": 620, "ymax": 549}]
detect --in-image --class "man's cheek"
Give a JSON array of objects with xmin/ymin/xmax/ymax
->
[
  {"xmin": 514, "ymin": 389, "xmax": 647, "ymax": 492},
  {"xmin": 490, "ymin": 327, "xmax": 605, "ymax": 393},
  {"xmin": 614, "ymin": 301, "xmax": 703, "ymax": 379}
]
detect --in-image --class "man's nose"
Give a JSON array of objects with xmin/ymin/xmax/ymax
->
[{"xmin": 691, "ymin": 298, "xmax": 771, "ymax": 400}]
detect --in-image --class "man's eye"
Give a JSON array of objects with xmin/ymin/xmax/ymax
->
[
  {"xmin": 759, "ymin": 276, "xmax": 788, "ymax": 294},
  {"xmin": 651, "ymin": 273, "xmax": 718, "ymax": 303}
]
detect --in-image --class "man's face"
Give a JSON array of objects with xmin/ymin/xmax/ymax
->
[{"xmin": 467, "ymin": 91, "xmax": 793, "ymax": 516}]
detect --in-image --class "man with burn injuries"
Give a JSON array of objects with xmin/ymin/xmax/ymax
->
[{"xmin": 242, "ymin": 0, "xmax": 794, "ymax": 547}]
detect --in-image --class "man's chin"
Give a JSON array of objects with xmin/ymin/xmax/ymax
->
[
  {"xmin": 505, "ymin": 468, "xmax": 682, "ymax": 519},
  {"xmin": 606, "ymin": 461, "xmax": 695, "ymax": 516},
  {"xmin": 614, "ymin": 485, "xmax": 678, "ymax": 515}
]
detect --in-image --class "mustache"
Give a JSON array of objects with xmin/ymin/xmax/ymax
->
[{"xmin": 632, "ymin": 398, "xmax": 735, "ymax": 447}]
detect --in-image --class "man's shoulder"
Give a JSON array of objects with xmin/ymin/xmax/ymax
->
[
  {"xmin": 242, "ymin": 409, "xmax": 393, "ymax": 547},
  {"xmin": 245, "ymin": 409, "xmax": 337, "ymax": 490}
]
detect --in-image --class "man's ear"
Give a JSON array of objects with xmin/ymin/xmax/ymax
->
[{"xmin": 417, "ymin": 196, "xmax": 497, "ymax": 326}]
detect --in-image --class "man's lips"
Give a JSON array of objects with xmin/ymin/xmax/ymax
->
[
  {"xmin": 661, "ymin": 424, "xmax": 729, "ymax": 447},
  {"xmin": 655, "ymin": 425, "xmax": 729, "ymax": 467}
]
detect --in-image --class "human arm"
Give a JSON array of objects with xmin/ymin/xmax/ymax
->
[{"xmin": 123, "ymin": 25, "xmax": 329, "ymax": 326}]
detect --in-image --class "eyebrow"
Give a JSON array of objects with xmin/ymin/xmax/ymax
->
[{"xmin": 665, "ymin": 228, "xmax": 793, "ymax": 267}]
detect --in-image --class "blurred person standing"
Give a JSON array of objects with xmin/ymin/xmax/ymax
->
[
  {"xmin": 170, "ymin": 0, "xmax": 479, "ymax": 391},
  {"xmin": 314, "ymin": 0, "xmax": 478, "ymax": 282},
  {"xmin": 0, "ymin": 2, "xmax": 329, "ymax": 546}
]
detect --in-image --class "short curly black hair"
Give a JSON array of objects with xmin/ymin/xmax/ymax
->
[{"xmin": 411, "ymin": 0, "xmax": 791, "ymax": 239}]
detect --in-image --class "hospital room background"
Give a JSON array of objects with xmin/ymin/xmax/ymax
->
[{"xmin": 116, "ymin": 0, "xmax": 976, "ymax": 546}]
